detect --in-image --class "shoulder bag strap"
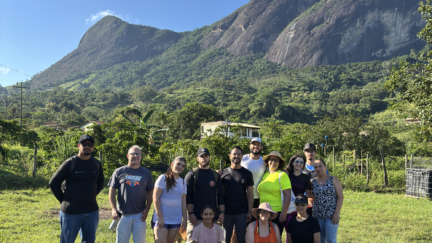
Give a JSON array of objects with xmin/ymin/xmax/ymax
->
[{"xmin": 227, "ymin": 167, "xmax": 246, "ymax": 198}]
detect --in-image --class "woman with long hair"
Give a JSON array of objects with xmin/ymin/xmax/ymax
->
[
  {"xmin": 257, "ymin": 151, "xmax": 291, "ymax": 237},
  {"xmin": 284, "ymin": 154, "xmax": 312, "ymax": 231},
  {"xmin": 152, "ymin": 156, "xmax": 187, "ymax": 243},
  {"xmin": 311, "ymin": 159, "xmax": 343, "ymax": 243}
]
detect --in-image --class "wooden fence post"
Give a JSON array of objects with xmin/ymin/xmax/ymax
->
[
  {"xmin": 353, "ymin": 150, "xmax": 356, "ymax": 172},
  {"xmin": 410, "ymin": 154, "xmax": 413, "ymax": 168},
  {"xmin": 220, "ymin": 159, "xmax": 223, "ymax": 170},
  {"xmin": 379, "ymin": 147, "xmax": 389, "ymax": 187},
  {"xmin": 361, "ymin": 150, "xmax": 363, "ymax": 175},
  {"xmin": 366, "ymin": 154, "xmax": 369, "ymax": 185},
  {"xmin": 33, "ymin": 143, "xmax": 37, "ymax": 178},
  {"xmin": 405, "ymin": 154, "xmax": 407, "ymax": 170},
  {"xmin": 333, "ymin": 145, "xmax": 335, "ymax": 169},
  {"xmin": 343, "ymin": 144, "xmax": 345, "ymax": 170}
]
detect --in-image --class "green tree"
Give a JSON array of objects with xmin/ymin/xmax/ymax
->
[
  {"xmin": 385, "ymin": 0, "xmax": 432, "ymax": 138},
  {"xmin": 168, "ymin": 102, "xmax": 224, "ymax": 140}
]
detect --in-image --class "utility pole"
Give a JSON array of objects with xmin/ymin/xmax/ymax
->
[
  {"xmin": 2, "ymin": 95, "xmax": 7, "ymax": 120},
  {"xmin": 13, "ymin": 82, "xmax": 30, "ymax": 126}
]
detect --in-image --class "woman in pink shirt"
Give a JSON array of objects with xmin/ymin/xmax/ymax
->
[{"xmin": 191, "ymin": 204, "xmax": 224, "ymax": 243}]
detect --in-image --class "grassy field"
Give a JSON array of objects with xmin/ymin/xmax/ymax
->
[{"xmin": 1, "ymin": 188, "xmax": 431, "ymax": 242}]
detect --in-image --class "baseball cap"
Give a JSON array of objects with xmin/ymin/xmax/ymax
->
[
  {"xmin": 250, "ymin": 137, "xmax": 262, "ymax": 144},
  {"xmin": 303, "ymin": 143, "xmax": 316, "ymax": 151},
  {"xmin": 294, "ymin": 197, "xmax": 308, "ymax": 204},
  {"xmin": 79, "ymin": 134, "xmax": 94, "ymax": 144},
  {"xmin": 197, "ymin": 147, "xmax": 210, "ymax": 157}
]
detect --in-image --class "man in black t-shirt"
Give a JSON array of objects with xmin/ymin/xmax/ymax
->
[
  {"xmin": 221, "ymin": 146, "xmax": 254, "ymax": 243},
  {"xmin": 49, "ymin": 134, "xmax": 104, "ymax": 243},
  {"xmin": 185, "ymin": 148, "xmax": 225, "ymax": 243}
]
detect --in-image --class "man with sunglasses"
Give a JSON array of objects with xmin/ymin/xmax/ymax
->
[
  {"xmin": 49, "ymin": 134, "xmax": 104, "ymax": 243},
  {"xmin": 108, "ymin": 145, "xmax": 154, "ymax": 243}
]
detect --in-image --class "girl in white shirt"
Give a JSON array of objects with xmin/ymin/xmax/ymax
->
[{"xmin": 152, "ymin": 156, "xmax": 187, "ymax": 243}]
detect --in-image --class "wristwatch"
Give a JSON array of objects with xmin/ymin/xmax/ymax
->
[
  {"xmin": 220, "ymin": 211, "xmax": 226, "ymax": 214},
  {"xmin": 188, "ymin": 212, "xmax": 194, "ymax": 215}
]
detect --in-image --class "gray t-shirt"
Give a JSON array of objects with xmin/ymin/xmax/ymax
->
[{"xmin": 108, "ymin": 165, "xmax": 154, "ymax": 214}]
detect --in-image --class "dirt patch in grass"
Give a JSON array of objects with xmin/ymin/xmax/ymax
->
[{"xmin": 47, "ymin": 207, "xmax": 112, "ymax": 220}]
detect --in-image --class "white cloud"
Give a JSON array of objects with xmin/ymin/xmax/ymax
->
[
  {"xmin": 0, "ymin": 67, "xmax": 10, "ymax": 75},
  {"xmin": 86, "ymin": 10, "xmax": 121, "ymax": 25}
]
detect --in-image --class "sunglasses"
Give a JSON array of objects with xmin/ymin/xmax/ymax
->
[
  {"xmin": 81, "ymin": 142, "xmax": 94, "ymax": 148},
  {"xmin": 268, "ymin": 158, "xmax": 280, "ymax": 163},
  {"xmin": 294, "ymin": 160, "xmax": 304, "ymax": 164},
  {"xmin": 295, "ymin": 203, "xmax": 307, "ymax": 207},
  {"xmin": 128, "ymin": 153, "xmax": 142, "ymax": 157}
]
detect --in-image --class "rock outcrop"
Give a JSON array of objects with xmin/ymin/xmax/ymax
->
[
  {"xmin": 265, "ymin": 0, "xmax": 425, "ymax": 68},
  {"xmin": 30, "ymin": 16, "xmax": 181, "ymax": 88}
]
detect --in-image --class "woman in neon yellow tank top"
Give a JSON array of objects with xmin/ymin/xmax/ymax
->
[{"xmin": 257, "ymin": 151, "xmax": 292, "ymax": 237}]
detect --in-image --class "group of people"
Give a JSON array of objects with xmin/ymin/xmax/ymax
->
[{"xmin": 49, "ymin": 135, "xmax": 344, "ymax": 243}]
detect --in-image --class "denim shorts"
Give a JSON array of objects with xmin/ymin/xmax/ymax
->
[{"xmin": 151, "ymin": 221, "xmax": 181, "ymax": 230}]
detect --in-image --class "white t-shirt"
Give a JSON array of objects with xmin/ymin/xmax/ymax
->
[
  {"xmin": 241, "ymin": 154, "xmax": 266, "ymax": 199},
  {"xmin": 152, "ymin": 174, "xmax": 187, "ymax": 224}
]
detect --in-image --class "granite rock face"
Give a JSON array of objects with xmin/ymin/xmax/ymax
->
[
  {"xmin": 31, "ymin": 16, "xmax": 181, "ymax": 88},
  {"xmin": 265, "ymin": 0, "xmax": 424, "ymax": 68},
  {"xmin": 201, "ymin": 0, "xmax": 321, "ymax": 55},
  {"xmin": 202, "ymin": 0, "xmax": 425, "ymax": 68}
]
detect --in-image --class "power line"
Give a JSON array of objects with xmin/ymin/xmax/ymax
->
[{"xmin": 0, "ymin": 64, "xmax": 32, "ymax": 77}]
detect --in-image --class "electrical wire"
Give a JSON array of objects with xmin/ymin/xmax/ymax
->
[{"xmin": 0, "ymin": 64, "xmax": 32, "ymax": 77}]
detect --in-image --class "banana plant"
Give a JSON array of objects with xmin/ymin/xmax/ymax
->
[{"xmin": 122, "ymin": 110, "xmax": 168, "ymax": 146}]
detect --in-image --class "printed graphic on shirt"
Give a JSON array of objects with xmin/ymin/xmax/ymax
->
[
  {"xmin": 125, "ymin": 174, "xmax": 142, "ymax": 187},
  {"xmin": 209, "ymin": 180, "xmax": 215, "ymax": 187}
]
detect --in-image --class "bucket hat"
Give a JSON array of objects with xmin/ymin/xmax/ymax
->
[
  {"xmin": 251, "ymin": 202, "xmax": 278, "ymax": 221},
  {"xmin": 262, "ymin": 151, "xmax": 286, "ymax": 164}
]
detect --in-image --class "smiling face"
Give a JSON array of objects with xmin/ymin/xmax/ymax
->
[
  {"xmin": 295, "ymin": 202, "xmax": 307, "ymax": 214},
  {"xmin": 293, "ymin": 157, "xmax": 305, "ymax": 171},
  {"xmin": 171, "ymin": 159, "xmax": 186, "ymax": 174},
  {"xmin": 229, "ymin": 148, "xmax": 243, "ymax": 165},
  {"xmin": 201, "ymin": 208, "xmax": 215, "ymax": 224},
  {"xmin": 249, "ymin": 141, "xmax": 263, "ymax": 155},
  {"xmin": 258, "ymin": 209, "xmax": 271, "ymax": 221},
  {"xmin": 267, "ymin": 156, "xmax": 280, "ymax": 172},
  {"xmin": 127, "ymin": 147, "xmax": 142, "ymax": 168}
]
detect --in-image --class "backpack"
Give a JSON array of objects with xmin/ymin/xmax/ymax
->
[
  {"xmin": 62, "ymin": 155, "xmax": 101, "ymax": 191},
  {"xmin": 192, "ymin": 167, "xmax": 219, "ymax": 194}
]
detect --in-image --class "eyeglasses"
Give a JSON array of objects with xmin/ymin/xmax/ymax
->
[
  {"xmin": 81, "ymin": 142, "xmax": 94, "ymax": 148},
  {"xmin": 268, "ymin": 158, "xmax": 280, "ymax": 163},
  {"xmin": 230, "ymin": 153, "xmax": 242, "ymax": 157},
  {"xmin": 294, "ymin": 160, "xmax": 304, "ymax": 164},
  {"xmin": 128, "ymin": 153, "xmax": 142, "ymax": 157},
  {"xmin": 295, "ymin": 203, "xmax": 307, "ymax": 207}
]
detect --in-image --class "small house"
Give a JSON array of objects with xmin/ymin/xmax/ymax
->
[{"xmin": 201, "ymin": 121, "xmax": 261, "ymax": 139}]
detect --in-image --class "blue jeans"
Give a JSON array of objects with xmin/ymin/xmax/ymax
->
[
  {"xmin": 116, "ymin": 212, "xmax": 147, "ymax": 243},
  {"xmin": 59, "ymin": 210, "xmax": 99, "ymax": 243},
  {"xmin": 317, "ymin": 218, "xmax": 338, "ymax": 243}
]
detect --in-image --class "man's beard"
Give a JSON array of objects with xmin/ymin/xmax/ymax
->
[
  {"xmin": 83, "ymin": 149, "xmax": 92, "ymax": 156},
  {"xmin": 200, "ymin": 161, "xmax": 209, "ymax": 167},
  {"xmin": 232, "ymin": 158, "xmax": 241, "ymax": 164},
  {"xmin": 252, "ymin": 149, "xmax": 262, "ymax": 155}
]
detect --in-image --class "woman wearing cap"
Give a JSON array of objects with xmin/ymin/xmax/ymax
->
[
  {"xmin": 311, "ymin": 159, "xmax": 343, "ymax": 243},
  {"xmin": 286, "ymin": 195, "xmax": 320, "ymax": 243},
  {"xmin": 245, "ymin": 202, "xmax": 281, "ymax": 243},
  {"xmin": 257, "ymin": 151, "xmax": 291, "ymax": 237}
]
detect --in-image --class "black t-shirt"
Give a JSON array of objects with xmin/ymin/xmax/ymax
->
[
  {"xmin": 287, "ymin": 216, "xmax": 321, "ymax": 243},
  {"xmin": 221, "ymin": 167, "xmax": 254, "ymax": 215},
  {"xmin": 303, "ymin": 166, "xmax": 317, "ymax": 180},
  {"xmin": 49, "ymin": 156, "xmax": 104, "ymax": 215},
  {"xmin": 289, "ymin": 172, "xmax": 311, "ymax": 196},
  {"xmin": 185, "ymin": 168, "xmax": 224, "ymax": 220}
]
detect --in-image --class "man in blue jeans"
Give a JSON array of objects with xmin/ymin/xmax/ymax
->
[
  {"xmin": 49, "ymin": 134, "xmax": 104, "ymax": 243},
  {"xmin": 108, "ymin": 145, "xmax": 154, "ymax": 243}
]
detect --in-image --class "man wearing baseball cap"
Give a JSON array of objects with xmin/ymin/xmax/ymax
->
[
  {"xmin": 185, "ymin": 148, "xmax": 224, "ymax": 243},
  {"xmin": 303, "ymin": 143, "xmax": 328, "ymax": 179},
  {"xmin": 49, "ymin": 134, "xmax": 104, "ymax": 243},
  {"xmin": 241, "ymin": 138, "xmax": 266, "ymax": 208}
]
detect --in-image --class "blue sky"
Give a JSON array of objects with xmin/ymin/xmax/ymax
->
[{"xmin": 0, "ymin": 0, "xmax": 249, "ymax": 87}]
